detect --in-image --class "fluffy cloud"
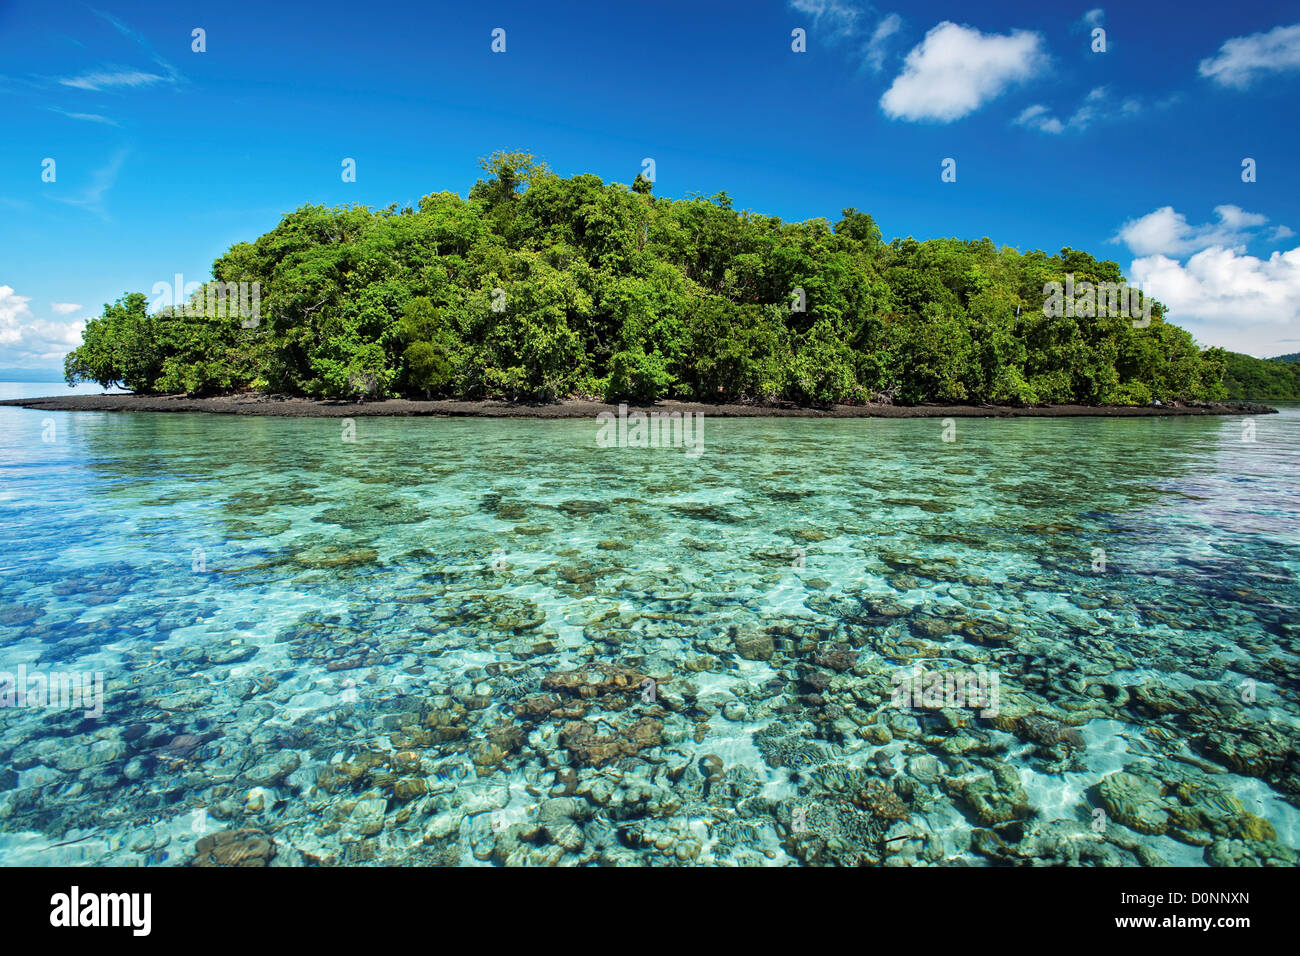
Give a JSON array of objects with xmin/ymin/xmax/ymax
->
[
  {"xmin": 1199, "ymin": 22, "xmax": 1300, "ymax": 89},
  {"xmin": 1112, "ymin": 207, "xmax": 1300, "ymax": 354},
  {"xmin": 880, "ymin": 21, "xmax": 1047, "ymax": 122},
  {"xmin": 51, "ymin": 302, "xmax": 82, "ymax": 315},
  {"xmin": 0, "ymin": 286, "xmax": 85, "ymax": 365},
  {"xmin": 1130, "ymin": 247, "xmax": 1300, "ymax": 342},
  {"xmin": 1113, "ymin": 205, "xmax": 1283, "ymax": 257}
]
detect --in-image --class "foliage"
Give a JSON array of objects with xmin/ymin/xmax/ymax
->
[
  {"xmin": 1223, "ymin": 351, "xmax": 1300, "ymax": 400},
  {"xmin": 64, "ymin": 152, "xmax": 1230, "ymax": 406}
]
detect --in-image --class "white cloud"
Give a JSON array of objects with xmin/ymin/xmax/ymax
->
[
  {"xmin": 1081, "ymin": 9, "xmax": 1105, "ymax": 29},
  {"xmin": 50, "ymin": 107, "xmax": 120, "ymax": 127},
  {"xmin": 53, "ymin": 11, "xmax": 184, "ymax": 95},
  {"xmin": 1215, "ymin": 205, "xmax": 1269, "ymax": 232},
  {"xmin": 1013, "ymin": 87, "xmax": 1097, "ymax": 134},
  {"xmin": 0, "ymin": 287, "xmax": 31, "ymax": 332},
  {"xmin": 1130, "ymin": 247, "xmax": 1300, "ymax": 352},
  {"xmin": 865, "ymin": 13, "xmax": 903, "ymax": 72},
  {"xmin": 790, "ymin": 0, "xmax": 863, "ymax": 40},
  {"xmin": 0, "ymin": 286, "xmax": 85, "ymax": 365},
  {"xmin": 1112, "ymin": 205, "xmax": 1289, "ymax": 257},
  {"xmin": 791, "ymin": 3, "xmax": 904, "ymax": 72},
  {"xmin": 880, "ymin": 21, "xmax": 1047, "ymax": 122},
  {"xmin": 59, "ymin": 68, "xmax": 168, "ymax": 91},
  {"xmin": 48, "ymin": 149, "xmax": 127, "ymax": 220},
  {"xmin": 1015, "ymin": 86, "xmax": 1118, "ymax": 134},
  {"xmin": 1199, "ymin": 22, "xmax": 1300, "ymax": 89},
  {"xmin": 1113, "ymin": 206, "xmax": 1300, "ymax": 354},
  {"xmin": 1014, "ymin": 104, "xmax": 1064, "ymax": 134},
  {"xmin": 51, "ymin": 302, "xmax": 82, "ymax": 315}
]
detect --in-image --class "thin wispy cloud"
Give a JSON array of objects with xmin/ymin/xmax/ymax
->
[
  {"xmin": 1015, "ymin": 86, "xmax": 1140, "ymax": 134},
  {"xmin": 48, "ymin": 148, "xmax": 128, "ymax": 221},
  {"xmin": 0, "ymin": 72, "xmax": 44, "ymax": 94},
  {"xmin": 790, "ymin": 2, "xmax": 904, "ymax": 73},
  {"xmin": 89, "ymin": 7, "xmax": 169, "ymax": 58},
  {"xmin": 90, "ymin": 7, "xmax": 154, "ymax": 45},
  {"xmin": 59, "ymin": 67, "xmax": 173, "ymax": 91},
  {"xmin": 90, "ymin": 6, "xmax": 183, "ymax": 78},
  {"xmin": 53, "ymin": 8, "xmax": 183, "ymax": 93},
  {"xmin": 864, "ymin": 14, "xmax": 902, "ymax": 73},
  {"xmin": 790, "ymin": 0, "xmax": 864, "ymax": 40},
  {"xmin": 50, "ymin": 106, "xmax": 120, "ymax": 126}
]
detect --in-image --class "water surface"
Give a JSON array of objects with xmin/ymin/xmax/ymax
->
[{"xmin": 1, "ymin": 396, "xmax": 1296, "ymax": 866}]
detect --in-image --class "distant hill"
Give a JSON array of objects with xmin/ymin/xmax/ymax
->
[{"xmin": 1224, "ymin": 352, "xmax": 1300, "ymax": 400}]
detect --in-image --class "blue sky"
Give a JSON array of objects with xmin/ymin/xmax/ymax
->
[{"xmin": 2, "ymin": 0, "xmax": 1299, "ymax": 373}]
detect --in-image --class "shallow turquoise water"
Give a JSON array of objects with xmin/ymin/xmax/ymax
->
[{"xmin": 1, "ymin": 397, "xmax": 1297, "ymax": 866}]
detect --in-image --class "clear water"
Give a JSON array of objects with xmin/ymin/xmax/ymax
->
[{"xmin": 1, "ymin": 393, "xmax": 1297, "ymax": 866}]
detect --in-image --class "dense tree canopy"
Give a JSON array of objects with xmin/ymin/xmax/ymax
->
[
  {"xmin": 65, "ymin": 152, "xmax": 1228, "ymax": 406},
  {"xmin": 1223, "ymin": 351, "xmax": 1300, "ymax": 400}
]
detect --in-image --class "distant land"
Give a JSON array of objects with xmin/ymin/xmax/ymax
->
[{"xmin": 1224, "ymin": 352, "xmax": 1300, "ymax": 401}]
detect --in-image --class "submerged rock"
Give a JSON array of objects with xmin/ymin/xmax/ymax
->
[
  {"xmin": 732, "ymin": 625, "xmax": 775, "ymax": 661},
  {"xmin": 560, "ymin": 718, "xmax": 664, "ymax": 767},
  {"xmin": 191, "ymin": 828, "xmax": 276, "ymax": 867},
  {"xmin": 945, "ymin": 761, "xmax": 1032, "ymax": 826},
  {"xmin": 1097, "ymin": 770, "xmax": 1170, "ymax": 836}
]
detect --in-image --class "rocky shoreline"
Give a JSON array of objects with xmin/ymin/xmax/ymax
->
[
  {"xmin": 0, "ymin": 392, "xmax": 1280, "ymax": 419},
  {"xmin": 1, "ymin": 388, "xmax": 1296, "ymax": 868}
]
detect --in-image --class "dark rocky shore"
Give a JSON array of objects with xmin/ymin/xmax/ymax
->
[{"xmin": 0, "ymin": 393, "xmax": 1279, "ymax": 419}]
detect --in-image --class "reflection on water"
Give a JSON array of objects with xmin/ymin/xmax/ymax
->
[{"xmin": 0, "ymin": 400, "xmax": 1297, "ymax": 866}]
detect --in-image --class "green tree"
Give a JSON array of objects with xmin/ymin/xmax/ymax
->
[{"xmin": 59, "ymin": 153, "xmax": 1232, "ymax": 409}]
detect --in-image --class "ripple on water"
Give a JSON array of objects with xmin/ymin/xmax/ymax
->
[{"xmin": 0, "ymin": 405, "xmax": 1297, "ymax": 866}]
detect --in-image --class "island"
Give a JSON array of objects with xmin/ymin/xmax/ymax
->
[{"xmin": 32, "ymin": 152, "xmax": 1278, "ymax": 416}]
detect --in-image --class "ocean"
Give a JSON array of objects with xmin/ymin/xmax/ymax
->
[{"xmin": 0, "ymin": 389, "xmax": 1296, "ymax": 865}]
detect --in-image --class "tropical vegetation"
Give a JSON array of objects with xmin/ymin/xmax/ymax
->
[{"xmin": 64, "ymin": 151, "xmax": 1230, "ymax": 407}]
